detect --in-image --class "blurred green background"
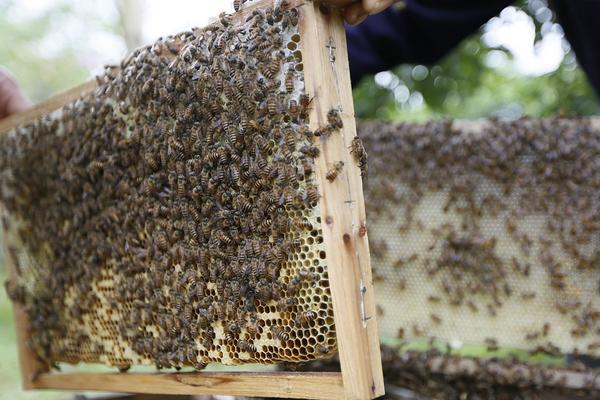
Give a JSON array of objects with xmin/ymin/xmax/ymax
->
[{"xmin": 0, "ymin": 0, "xmax": 598, "ymax": 399}]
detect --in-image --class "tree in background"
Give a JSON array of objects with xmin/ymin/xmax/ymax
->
[
  {"xmin": 353, "ymin": 0, "xmax": 600, "ymax": 121},
  {"xmin": 0, "ymin": 0, "xmax": 126, "ymax": 103}
]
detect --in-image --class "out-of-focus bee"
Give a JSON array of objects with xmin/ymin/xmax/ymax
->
[
  {"xmin": 246, "ymin": 315, "xmax": 259, "ymax": 337},
  {"xmin": 485, "ymin": 337, "xmax": 499, "ymax": 352},
  {"xmin": 326, "ymin": 161, "xmax": 344, "ymax": 182},
  {"xmin": 427, "ymin": 295, "xmax": 441, "ymax": 303},
  {"xmin": 429, "ymin": 313, "xmax": 442, "ymax": 325}
]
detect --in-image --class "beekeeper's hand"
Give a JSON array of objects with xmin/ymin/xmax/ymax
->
[
  {"xmin": 0, "ymin": 68, "xmax": 30, "ymax": 120},
  {"xmin": 323, "ymin": 0, "xmax": 401, "ymax": 25}
]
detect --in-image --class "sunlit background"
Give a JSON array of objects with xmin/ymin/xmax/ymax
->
[{"xmin": 0, "ymin": 0, "xmax": 599, "ymax": 399}]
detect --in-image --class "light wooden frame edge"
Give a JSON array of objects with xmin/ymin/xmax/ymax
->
[{"xmin": 2, "ymin": 1, "xmax": 385, "ymax": 399}]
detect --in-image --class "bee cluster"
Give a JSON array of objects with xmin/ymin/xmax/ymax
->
[
  {"xmin": 1, "ymin": 3, "xmax": 338, "ymax": 371},
  {"xmin": 359, "ymin": 118, "xmax": 600, "ymax": 357},
  {"xmin": 298, "ymin": 345, "xmax": 600, "ymax": 399}
]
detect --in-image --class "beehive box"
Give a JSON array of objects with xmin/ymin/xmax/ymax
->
[
  {"xmin": 360, "ymin": 118, "xmax": 600, "ymax": 391},
  {"xmin": 0, "ymin": 1, "xmax": 383, "ymax": 399}
]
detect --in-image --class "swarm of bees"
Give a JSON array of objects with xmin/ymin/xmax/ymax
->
[
  {"xmin": 297, "ymin": 345, "xmax": 600, "ymax": 399},
  {"xmin": 0, "ymin": 3, "xmax": 340, "ymax": 372},
  {"xmin": 360, "ymin": 118, "xmax": 600, "ymax": 357}
]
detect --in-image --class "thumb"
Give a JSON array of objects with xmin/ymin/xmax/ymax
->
[
  {"xmin": 343, "ymin": 0, "xmax": 402, "ymax": 25},
  {"xmin": 0, "ymin": 68, "xmax": 30, "ymax": 119}
]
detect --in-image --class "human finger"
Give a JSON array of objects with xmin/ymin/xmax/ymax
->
[
  {"xmin": 0, "ymin": 69, "xmax": 30, "ymax": 119},
  {"xmin": 362, "ymin": 0, "xmax": 400, "ymax": 15},
  {"xmin": 322, "ymin": 0, "xmax": 360, "ymax": 7},
  {"xmin": 343, "ymin": 1, "xmax": 369, "ymax": 25}
]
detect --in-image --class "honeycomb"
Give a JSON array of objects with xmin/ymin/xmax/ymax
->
[
  {"xmin": 360, "ymin": 118, "xmax": 600, "ymax": 358},
  {"xmin": 0, "ymin": 2, "xmax": 339, "ymax": 372}
]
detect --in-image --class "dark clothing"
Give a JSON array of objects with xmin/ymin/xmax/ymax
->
[{"xmin": 346, "ymin": 0, "xmax": 600, "ymax": 97}]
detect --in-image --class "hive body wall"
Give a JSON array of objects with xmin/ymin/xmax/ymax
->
[
  {"xmin": 361, "ymin": 118, "xmax": 600, "ymax": 357},
  {"xmin": 1, "ymin": 4, "xmax": 337, "ymax": 371}
]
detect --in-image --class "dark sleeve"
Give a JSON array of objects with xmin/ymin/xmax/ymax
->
[
  {"xmin": 552, "ymin": 0, "xmax": 600, "ymax": 98},
  {"xmin": 346, "ymin": 0, "xmax": 513, "ymax": 85}
]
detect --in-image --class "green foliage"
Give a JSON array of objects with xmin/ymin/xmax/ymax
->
[
  {"xmin": 353, "ymin": 3, "xmax": 600, "ymax": 121},
  {"xmin": 0, "ymin": 1, "xmax": 89, "ymax": 102}
]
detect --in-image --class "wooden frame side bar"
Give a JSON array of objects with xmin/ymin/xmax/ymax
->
[{"xmin": 300, "ymin": 3, "xmax": 384, "ymax": 400}]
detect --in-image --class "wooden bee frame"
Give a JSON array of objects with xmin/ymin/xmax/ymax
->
[{"xmin": 1, "ymin": 1, "xmax": 384, "ymax": 399}]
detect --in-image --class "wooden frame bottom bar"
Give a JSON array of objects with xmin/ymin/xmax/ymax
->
[{"xmin": 31, "ymin": 371, "xmax": 345, "ymax": 399}]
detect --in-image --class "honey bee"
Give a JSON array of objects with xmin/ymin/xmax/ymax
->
[
  {"xmin": 296, "ymin": 310, "xmax": 317, "ymax": 327},
  {"xmin": 520, "ymin": 291, "xmax": 536, "ymax": 300},
  {"xmin": 299, "ymin": 145, "xmax": 319, "ymax": 158},
  {"xmin": 326, "ymin": 161, "xmax": 344, "ymax": 182},
  {"xmin": 313, "ymin": 126, "xmax": 332, "ymax": 137},
  {"xmin": 525, "ymin": 332, "xmax": 540, "ymax": 341},
  {"xmin": 466, "ymin": 300, "xmax": 478, "ymax": 313},
  {"xmin": 485, "ymin": 338, "xmax": 499, "ymax": 352},
  {"xmin": 219, "ymin": 12, "xmax": 232, "ymax": 27},
  {"xmin": 542, "ymin": 323, "xmax": 550, "ymax": 337},
  {"xmin": 155, "ymin": 231, "xmax": 169, "ymax": 252},
  {"xmin": 169, "ymin": 137, "xmax": 185, "ymax": 158},
  {"xmin": 587, "ymin": 342, "xmax": 600, "ymax": 351},
  {"xmin": 327, "ymin": 109, "xmax": 343, "ymax": 130},
  {"xmin": 427, "ymin": 295, "xmax": 441, "ymax": 303},
  {"xmin": 118, "ymin": 364, "xmax": 132, "ymax": 373},
  {"xmin": 246, "ymin": 316, "xmax": 259, "ymax": 337},
  {"xmin": 316, "ymin": 344, "xmax": 329, "ymax": 355},
  {"xmin": 349, "ymin": 136, "xmax": 368, "ymax": 177},
  {"xmin": 238, "ymin": 339, "xmax": 257, "ymax": 353},
  {"xmin": 264, "ymin": 51, "xmax": 284, "ymax": 79},
  {"xmin": 270, "ymin": 325, "xmax": 289, "ymax": 342},
  {"xmin": 285, "ymin": 69, "xmax": 295, "ymax": 93}
]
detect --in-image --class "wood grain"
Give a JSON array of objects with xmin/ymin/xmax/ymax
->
[
  {"xmin": 33, "ymin": 371, "xmax": 344, "ymax": 399},
  {"xmin": 300, "ymin": 2, "xmax": 385, "ymax": 400}
]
